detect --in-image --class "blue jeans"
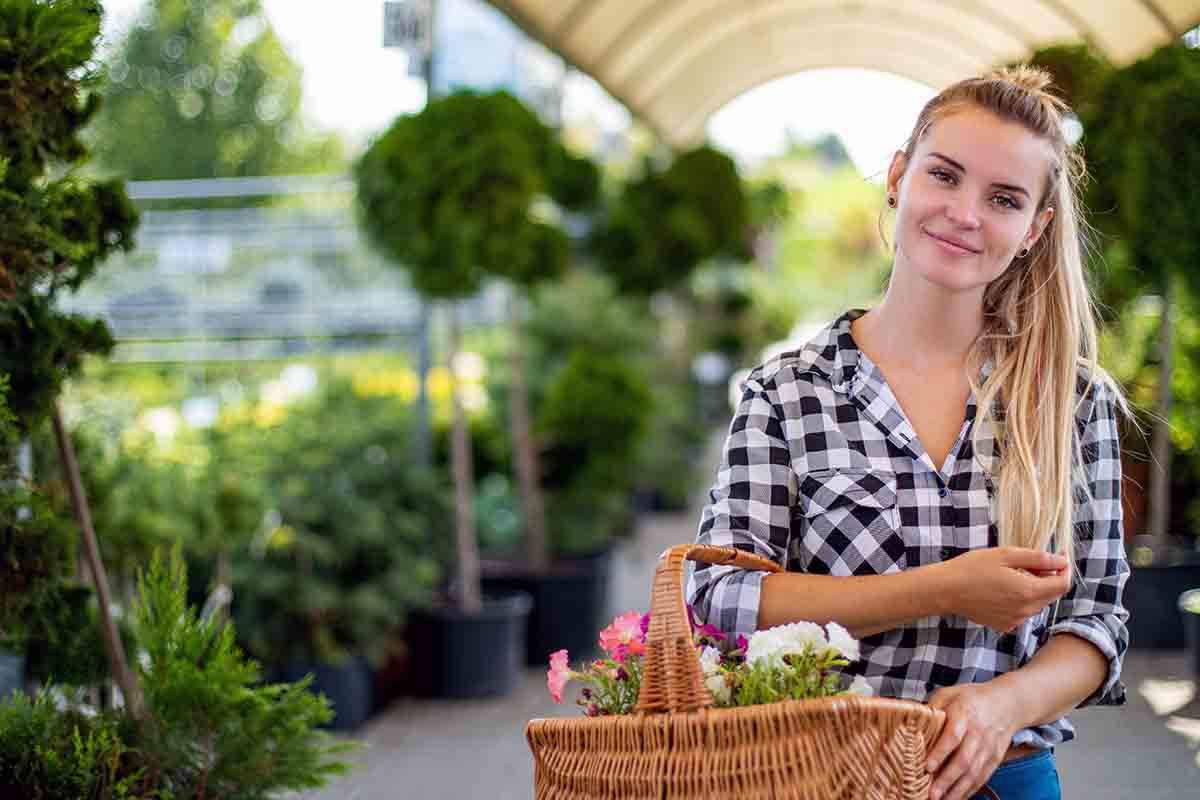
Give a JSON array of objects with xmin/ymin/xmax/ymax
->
[{"xmin": 970, "ymin": 749, "xmax": 1060, "ymax": 800}]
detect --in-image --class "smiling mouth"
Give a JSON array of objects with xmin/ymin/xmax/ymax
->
[{"xmin": 923, "ymin": 228, "xmax": 980, "ymax": 255}]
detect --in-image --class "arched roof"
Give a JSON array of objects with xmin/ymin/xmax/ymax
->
[{"xmin": 486, "ymin": 0, "xmax": 1200, "ymax": 144}]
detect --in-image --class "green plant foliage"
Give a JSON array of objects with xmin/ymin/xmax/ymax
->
[
  {"xmin": 0, "ymin": 380, "xmax": 74, "ymax": 645},
  {"xmin": 0, "ymin": 688, "xmax": 141, "ymax": 800},
  {"xmin": 591, "ymin": 145, "xmax": 751, "ymax": 295},
  {"xmin": 23, "ymin": 582, "xmax": 135, "ymax": 687},
  {"xmin": 0, "ymin": 0, "xmax": 136, "ymax": 429},
  {"xmin": 536, "ymin": 350, "xmax": 652, "ymax": 553},
  {"xmin": 354, "ymin": 89, "xmax": 596, "ymax": 298},
  {"xmin": 90, "ymin": 0, "xmax": 344, "ymax": 182},
  {"xmin": 230, "ymin": 379, "xmax": 448, "ymax": 666},
  {"xmin": 128, "ymin": 547, "xmax": 354, "ymax": 798},
  {"xmin": 1086, "ymin": 44, "xmax": 1200, "ymax": 301}
]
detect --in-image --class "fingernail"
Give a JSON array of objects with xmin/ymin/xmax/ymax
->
[{"xmin": 927, "ymin": 760, "xmax": 937, "ymax": 773}]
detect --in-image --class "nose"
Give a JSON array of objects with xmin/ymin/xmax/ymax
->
[{"xmin": 945, "ymin": 195, "xmax": 982, "ymax": 229}]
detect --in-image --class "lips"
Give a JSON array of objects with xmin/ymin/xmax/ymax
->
[{"xmin": 923, "ymin": 228, "xmax": 981, "ymax": 255}]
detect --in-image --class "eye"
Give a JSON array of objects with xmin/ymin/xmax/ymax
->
[
  {"xmin": 929, "ymin": 168, "xmax": 956, "ymax": 185},
  {"xmin": 992, "ymin": 194, "xmax": 1021, "ymax": 210}
]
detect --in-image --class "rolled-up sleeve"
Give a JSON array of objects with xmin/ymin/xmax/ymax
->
[
  {"xmin": 1048, "ymin": 378, "xmax": 1130, "ymax": 707},
  {"xmin": 686, "ymin": 376, "xmax": 797, "ymax": 645}
]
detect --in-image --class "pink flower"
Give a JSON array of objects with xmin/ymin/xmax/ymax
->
[
  {"xmin": 599, "ymin": 611, "xmax": 647, "ymax": 658},
  {"xmin": 547, "ymin": 649, "xmax": 573, "ymax": 703}
]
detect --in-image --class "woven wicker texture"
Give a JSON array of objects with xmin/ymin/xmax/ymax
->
[{"xmin": 526, "ymin": 543, "xmax": 948, "ymax": 799}]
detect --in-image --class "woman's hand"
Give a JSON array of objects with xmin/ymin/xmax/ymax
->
[
  {"xmin": 937, "ymin": 547, "xmax": 1071, "ymax": 633},
  {"xmin": 925, "ymin": 682, "xmax": 1020, "ymax": 800}
]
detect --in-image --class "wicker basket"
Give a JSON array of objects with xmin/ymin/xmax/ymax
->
[{"xmin": 526, "ymin": 543, "xmax": 947, "ymax": 799}]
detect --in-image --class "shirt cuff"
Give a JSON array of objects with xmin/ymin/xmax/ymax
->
[
  {"xmin": 1048, "ymin": 617, "xmax": 1127, "ymax": 707},
  {"xmin": 686, "ymin": 562, "xmax": 770, "ymax": 648}
]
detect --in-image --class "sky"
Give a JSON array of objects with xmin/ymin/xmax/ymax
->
[{"xmin": 99, "ymin": 0, "xmax": 935, "ymax": 180}]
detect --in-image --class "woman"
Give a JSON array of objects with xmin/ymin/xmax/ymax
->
[{"xmin": 687, "ymin": 66, "xmax": 1132, "ymax": 800}]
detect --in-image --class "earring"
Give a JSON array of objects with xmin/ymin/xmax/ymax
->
[
  {"xmin": 1018, "ymin": 247, "xmax": 1030, "ymax": 258},
  {"xmin": 887, "ymin": 195, "xmax": 896, "ymax": 208}
]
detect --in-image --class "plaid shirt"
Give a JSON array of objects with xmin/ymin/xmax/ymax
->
[{"xmin": 687, "ymin": 308, "xmax": 1129, "ymax": 748}]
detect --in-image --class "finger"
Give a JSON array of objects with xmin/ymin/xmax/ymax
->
[
  {"xmin": 930, "ymin": 737, "xmax": 978, "ymax": 800},
  {"xmin": 926, "ymin": 715, "xmax": 966, "ymax": 775},
  {"xmin": 1002, "ymin": 547, "xmax": 1069, "ymax": 571},
  {"xmin": 941, "ymin": 763, "xmax": 985, "ymax": 800}
]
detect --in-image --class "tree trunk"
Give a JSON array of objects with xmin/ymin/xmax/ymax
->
[
  {"xmin": 50, "ymin": 404, "xmax": 144, "ymax": 718},
  {"xmin": 448, "ymin": 304, "xmax": 482, "ymax": 615},
  {"xmin": 1148, "ymin": 283, "xmax": 1173, "ymax": 548},
  {"xmin": 508, "ymin": 291, "xmax": 549, "ymax": 571}
]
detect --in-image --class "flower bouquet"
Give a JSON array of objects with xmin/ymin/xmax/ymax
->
[
  {"xmin": 525, "ymin": 543, "xmax": 946, "ymax": 799},
  {"xmin": 547, "ymin": 607, "xmax": 873, "ymax": 715}
]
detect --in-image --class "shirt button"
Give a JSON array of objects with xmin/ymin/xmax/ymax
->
[{"xmin": 938, "ymin": 487, "xmax": 949, "ymax": 498}]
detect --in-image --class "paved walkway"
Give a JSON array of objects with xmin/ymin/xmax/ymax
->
[{"xmin": 300, "ymin": 439, "xmax": 1200, "ymax": 799}]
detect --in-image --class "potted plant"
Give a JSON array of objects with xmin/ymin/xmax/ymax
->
[
  {"xmin": 479, "ymin": 271, "xmax": 656, "ymax": 663},
  {"xmin": 228, "ymin": 379, "xmax": 447, "ymax": 724},
  {"xmin": 355, "ymin": 91, "xmax": 539, "ymax": 697}
]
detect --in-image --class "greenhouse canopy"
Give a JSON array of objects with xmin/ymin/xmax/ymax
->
[{"xmin": 486, "ymin": 0, "xmax": 1200, "ymax": 145}]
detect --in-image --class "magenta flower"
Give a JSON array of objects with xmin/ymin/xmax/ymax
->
[
  {"xmin": 547, "ymin": 649, "xmax": 573, "ymax": 703},
  {"xmin": 599, "ymin": 610, "xmax": 647, "ymax": 659},
  {"xmin": 640, "ymin": 613, "xmax": 651, "ymax": 638},
  {"xmin": 737, "ymin": 634, "xmax": 749, "ymax": 651}
]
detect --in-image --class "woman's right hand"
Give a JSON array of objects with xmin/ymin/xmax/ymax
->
[{"xmin": 936, "ymin": 548, "xmax": 1071, "ymax": 633}]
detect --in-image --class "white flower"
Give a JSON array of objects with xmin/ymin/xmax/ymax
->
[
  {"xmin": 824, "ymin": 621, "xmax": 861, "ymax": 661},
  {"xmin": 698, "ymin": 646, "xmax": 731, "ymax": 704},
  {"xmin": 698, "ymin": 646, "xmax": 722, "ymax": 677},
  {"xmin": 705, "ymin": 672, "xmax": 732, "ymax": 705},
  {"xmin": 745, "ymin": 621, "xmax": 827, "ymax": 666},
  {"xmin": 848, "ymin": 676, "xmax": 874, "ymax": 696}
]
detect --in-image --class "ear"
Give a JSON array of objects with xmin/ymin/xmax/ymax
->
[
  {"xmin": 1025, "ymin": 206, "xmax": 1055, "ymax": 250},
  {"xmin": 886, "ymin": 150, "xmax": 908, "ymax": 197}
]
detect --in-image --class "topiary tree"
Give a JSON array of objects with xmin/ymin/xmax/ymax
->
[
  {"xmin": 0, "ymin": 0, "xmax": 142, "ymax": 715},
  {"xmin": 1084, "ymin": 42, "xmax": 1200, "ymax": 547},
  {"xmin": 354, "ymin": 89, "xmax": 597, "ymax": 587},
  {"xmin": 591, "ymin": 144, "xmax": 751, "ymax": 295}
]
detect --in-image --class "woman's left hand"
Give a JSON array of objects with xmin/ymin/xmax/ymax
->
[{"xmin": 925, "ymin": 682, "xmax": 1020, "ymax": 800}]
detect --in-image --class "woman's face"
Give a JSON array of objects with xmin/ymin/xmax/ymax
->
[{"xmin": 887, "ymin": 106, "xmax": 1055, "ymax": 296}]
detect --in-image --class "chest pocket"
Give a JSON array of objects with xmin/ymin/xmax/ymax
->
[{"xmin": 794, "ymin": 469, "xmax": 905, "ymax": 576}]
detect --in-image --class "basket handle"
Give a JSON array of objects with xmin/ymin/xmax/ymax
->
[{"xmin": 634, "ymin": 544, "xmax": 782, "ymax": 714}]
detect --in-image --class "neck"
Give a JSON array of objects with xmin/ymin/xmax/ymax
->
[{"xmin": 855, "ymin": 280, "xmax": 984, "ymax": 371}]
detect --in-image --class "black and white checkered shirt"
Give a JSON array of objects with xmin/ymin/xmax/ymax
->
[{"xmin": 687, "ymin": 308, "xmax": 1129, "ymax": 748}]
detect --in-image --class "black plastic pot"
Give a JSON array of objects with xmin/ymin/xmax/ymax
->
[
  {"xmin": 405, "ymin": 590, "xmax": 532, "ymax": 698},
  {"xmin": 482, "ymin": 548, "xmax": 613, "ymax": 667},
  {"xmin": 278, "ymin": 655, "xmax": 374, "ymax": 732},
  {"xmin": 1179, "ymin": 589, "xmax": 1200, "ymax": 680},
  {"xmin": 1125, "ymin": 561, "xmax": 1200, "ymax": 649}
]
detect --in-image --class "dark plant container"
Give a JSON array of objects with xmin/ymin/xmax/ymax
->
[
  {"xmin": 1179, "ymin": 589, "xmax": 1200, "ymax": 679},
  {"xmin": 482, "ymin": 548, "xmax": 613, "ymax": 667},
  {"xmin": 1125, "ymin": 556, "xmax": 1200, "ymax": 649},
  {"xmin": 278, "ymin": 655, "xmax": 374, "ymax": 732},
  {"xmin": 405, "ymin": 590, "xmax": 532, "ymax": 698}
]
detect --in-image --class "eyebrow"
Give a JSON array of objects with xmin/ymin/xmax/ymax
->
[{"xmin": 927, "ymin": 152, "xmax": 1031, "ymax": 199}]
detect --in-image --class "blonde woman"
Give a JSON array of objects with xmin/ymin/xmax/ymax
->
[{"xmin": 688, "ymin": 66, "xmax": 1132, "ymax": 800}]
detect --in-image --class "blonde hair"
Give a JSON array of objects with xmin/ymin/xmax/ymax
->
[{"xmin": 895, "ymin": 66, "xmax": 1133, "ymax": 580}]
